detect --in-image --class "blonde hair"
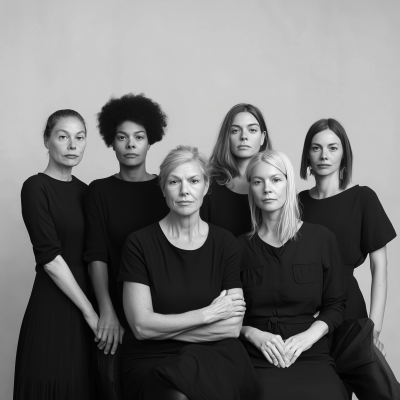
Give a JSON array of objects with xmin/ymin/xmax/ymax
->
[
  {"xmin": 159, "ymin": 145, "xmax": 210, "ymax": 191},
  {"xmin": 246, "ymin": 150, "xmax": 301, "ymax": 244}
]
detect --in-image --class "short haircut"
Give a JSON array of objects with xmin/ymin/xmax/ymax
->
[
  {"xmin": 209, "ymin": 103, "xmax": 271, "ymax": 185},
  {"xmin": 43, "ymin": 110, "xmax": 86, "ymax": 142},
  {"xmin": 97, "ymin": 93, "xmax": 167, "ymax": 147},
  {"xmin": 246, "ymin": 150, "xmax": 300, "ymax": 244},
  {"xmin": 159, "ymin": 145, "xmax": 210, "ymax": 192},
  {"xmin": 300, "ymin": 118, "xmax": 353, "ymax": 189}
]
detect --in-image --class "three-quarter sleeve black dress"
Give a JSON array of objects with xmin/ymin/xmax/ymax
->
[
  {"xmin": 200, "ymin": 180, "xmax": 251, "ymax": 237},
  {"xmin": 298, "ymin": 186, "xmax": 397, "ymax": 318},
  {"xmin": 14, "ymin": 174, "xmax": 95, "ymax": 400},
  {"xmin": 238, "ymin": 222, "xmax": 348, "ymax": 400},
  {"xmin": 117, "ymin": 223, "xmax": 261, "ymax": 400}
]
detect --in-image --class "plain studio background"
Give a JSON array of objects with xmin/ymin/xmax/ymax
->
[{"xmin": 1, "ymin": 0, "xmax": 399, "ymax": 398}]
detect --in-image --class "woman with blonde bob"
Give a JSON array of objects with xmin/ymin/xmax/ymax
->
[
  {"xmin": 118, "ymin": 146, "xmax": 260, "ymax": 400},
  {"xmin": 238, "ymin": 150, "xmax": 349, "ymax": 399}
]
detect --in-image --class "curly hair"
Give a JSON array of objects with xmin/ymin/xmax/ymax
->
[{"xmin": 97, "ymin": 93, "xmax": 167, "ymax": 147}]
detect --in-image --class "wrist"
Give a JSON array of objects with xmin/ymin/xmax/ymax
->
[
  {"xmin": 202, "ymin": 306, "xmax": 214, "ymax": 324},
  {"xmin": 243, "ymin": 326, "xmax": 258, "ymax": 343},
  {"xmin": 82, "ymin": 305, "xmax": 96, "ymax": 319},
  {"xmin": 373, "ymin": 329, "xmax": 380, "ymax": 339}
]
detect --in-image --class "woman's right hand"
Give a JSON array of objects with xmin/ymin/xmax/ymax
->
[
  {"xmin": 95, "ymin": 309, "xmax": 125, "ymax": 355},
  {"xmin": 247, "ymin": 328, "xmax": 289, "ymax": 368},
  {"xmin": 83, "ymin": 309, "xmax": 100, "ymax": 337},
  {"xmin": 205, "ymin": 290, "xmax": 246, "ymax": 323}
]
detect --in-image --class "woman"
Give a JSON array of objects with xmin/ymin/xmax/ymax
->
[
  {"xmin": 118, "ymin": 146, "xmax": 260, "ymax": 400},
  {"xmin": 298, "ymin": 118, "xmax": 396, "ymax": 355},
  {"xmin": 238, "ymin": 150, "xmax": 348, "ymax": 400},
  {"xmin": 14, "ymin": 110, "xmax": 98, "ymax": 400},
  {"xmin": 201, "ymin": 103, "xmax": 271, "ymax": 237},
  {"xmin": 84, "ymin": 93, "xmax": 170, "ymax": 398}
]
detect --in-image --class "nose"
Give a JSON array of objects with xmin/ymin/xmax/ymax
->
[
  {"xmin": 126, "ymin": 137, "xmax": 136, "ymax": 149},
  {"xmin": 320, "ymin": 148, "xmax": 328, "ymax": 160},
  {"xmin": 180, "ymin": 180, "xmax": 189, "ymax": 196},
  {"xmin": 68, "ymin": 139, "xmax": 76, "ymax": 150},
  {"xmin": 263, "ymin": 182, "xmax": 272, "ymax": 194},
  {"xmin": 240, "ymin": 129, "xmax": 248, "ymax": 141}
]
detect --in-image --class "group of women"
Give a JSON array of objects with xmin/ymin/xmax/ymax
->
[{"xmin": 13, "ymin": 94, "xmax": 397, "ymax": 400}]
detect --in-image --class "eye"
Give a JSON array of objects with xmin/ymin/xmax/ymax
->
[
  {"xmin": 253, "ymin": 179, "xmax": 262, "ymax": 185},
  {"xmin": 117, "ymin": 135, "xmax": 126, "ymax": 141},
  {"xmin": 76, "ymin": 136, "xmax": 85, "ymax": 141},
  {"xmin": 230, "ymin": 128, "xmax": 240, "ymax": 134},
  {"xmin": 169, "ymin": 179, "xmax": 179, "ymax": 185},
  {"xmin": 311, "ymin": 146, "xmax": 319, "ymax": 152},
  {"xmin": 59, "ymin": 135, "xmax": 67, "ymax": 140},
  {"xmin": 190, "ymin": 178, "xmax": 200, "ymax": 184},
  {"xmin": 330, "ymin": 146, "xmax": 338, "ymax": 151},
  {"xmin": 249, "ymin": 128, "xmax": 259, "ymax": 133},
  {"xmin": 272, "ymin": 177, "xmax": 281, "ymax": 183},
  {"xmin": 136, "ymin": 135, "xmax": 144, "ymax": 140}
]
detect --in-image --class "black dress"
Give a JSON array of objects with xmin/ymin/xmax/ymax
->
[
  {"xmin": 238, "ymin": 222, "xmax": 348, "ymax": 400},
  {"xmin": 118, "ymin": 223, "xmax": 261, "ymax": 400},
  {"xmin": 14, "ymin": 174, "xmax": 95, "ymax": 400},
  {"xmin": 200, "ymin": 180, "xmax": 251, "ymax": 237},
  {"xmin": 298, "ymin": 186, "xmax": 397, "ymax": 318},
  {"xmin": 84, "ymin": 175, "xmax": 169, "ymax": 399}
]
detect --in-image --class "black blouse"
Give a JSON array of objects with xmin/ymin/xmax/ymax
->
[
  {"xmin": 200, "ymin": 180, "xmax": 251, "ymax": 237},
  {"xmin": 298, "ymin": 186, "xmax": 396, "ymax": 271},
  {"xmin": 118, "ymin": 223, "xmax": 242, "ymax": 356},
  {"xmin": 237, "ymin": 222, "xmax": 347, "ymax": 335},
  {"xmin": 21, "ymin": 173, "xmax": 87, "ymax": 273},
  {"xmin": 84, "ymin": 176, "xmax": 169, "ymax": 324}
]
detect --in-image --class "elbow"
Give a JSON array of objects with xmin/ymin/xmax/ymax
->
[
  {"xmin": 131, "ymin": 323, "xmax": 155, "ymax": 341},
  {"xmin": 226, "ymin": 317, "xmax": 243, "ymax": 338}
]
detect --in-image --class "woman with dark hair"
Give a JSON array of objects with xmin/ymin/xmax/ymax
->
[
  {"xmin": 298, "ymin": 118, "xmax": 396, "ymax": 356},
  {"xmin": 201, "ymin": 103, "xmax": 271, "ymax": 237},
  {"xmin": 14, "ymin": 110, "xmax": 98, "ymax": 400},
  {"xmin": 118, "ymin": 146, "xmax": 260, "ymax": 400},
  {"xmin": 84, "ymin": 93, "xmax": 169, "ymax": 398}
]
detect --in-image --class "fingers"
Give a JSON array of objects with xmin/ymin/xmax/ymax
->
[
  {"xmin": 119, "ymin": 327, "xmax": 125, "ymax": 344},
  {"xmin": 110, "ymin": 330, "xmax": 119, "ymax": 355},
  {"xmin": 374, "ymin": 338, "xmax": 386, "ymax": 357},
  {"xmin": 261, "ymin": 349, "xmax": 274, "ymax": 365},
  {"xmin": 266, "ymin": 341, "xmax": 286, "ymax": 368},
  {"xmin": 218, "ymin": 290, "xmax": 227, "ymax": 298}
]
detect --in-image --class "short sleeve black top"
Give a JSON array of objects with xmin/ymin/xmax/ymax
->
[
  {"xmin": 84, "ymin": 176, "xmax": 169, "ymax": 323},
  {"xmin": 21, "ymin": 174, "xmax": 87, "ymax": 277},
  {"xmin": 237, "ymin": 223, "xmax": 347, "ymax": 334},
  {"xmin": 200, "ymin": 180, "xmax": 251, "ymax": 237},
  {"xmin": 118, "ymin": 222, "xmax": 242, "ymax": 356},
  {"xmin": 298, "ymin": 186, "xmax": 396, "ymax": 269}
]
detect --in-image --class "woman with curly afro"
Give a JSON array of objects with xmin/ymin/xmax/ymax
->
[{"xmin": 84, "ymin": 93, "xmax": 170, "ymax": 399}]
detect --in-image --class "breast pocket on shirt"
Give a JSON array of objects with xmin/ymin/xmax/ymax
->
[
  {"xmin": 241, "ymin": 266, "xmax": 265, "ymax": 287},
  {"xmin": 292, "ymin": 264, "xmax": 319, "ymax": 284}
]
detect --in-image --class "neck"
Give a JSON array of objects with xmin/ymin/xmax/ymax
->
[
  {"xmin": 313, "ymin": 171, "xmax": 341, "ymax": 199},
  {"xmin": 235, "ymin": 156, "xmax": 251, "ymax": 178},
  {"xmin": 43, "ymin": 160, "xmax": 73, "ymax": 181},
  {"xmin": 259, "ymin": 209, "xmax": 281, "ymax": 241},
  {"xmin": 118, "ymin": 162, "xmax": 150, "ymax": 182},
  {"xmin": 163, "ymin": 211, "xmax": 202, "ymax": 241}
]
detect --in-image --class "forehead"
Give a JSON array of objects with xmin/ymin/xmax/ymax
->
[
  {"xmin": 169, "ymin": 161, "xmax": 203, "ymax": 177},
  {"xmin": 117, "ymin": 120, "xmax": 146, "ymax": 133},
  {"xmin": 232, "ymin": 112, "xmax": 259, "ymax": 126},
  {"xmin": 252, "ymin": 162, "xmax": 283, "ymax": 177},
  {"xmin": 311, "ymin": 129, "xmax": 340, "ymax": 144},
  {"xmin": 52, "ymin": 117, "xmax": 85, "ymax": 134}
]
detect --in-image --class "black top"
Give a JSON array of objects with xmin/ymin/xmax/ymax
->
[
  {"xmin": 200, "ymin": 180, "xmax": 251, "ymax": 237},
  {"xmin": 237, "ymin": 222, "xmax": 347, "ymax": 335},
  {"xmin": 298, "ymin": 186, "xmax": 396, "ymax": 269},
  {"xmin": 21, "ymin": 173, "xmax": 87, "ymax": 273},
  {"xmin": 84, "ymin": 175, "xmax": 169, "ymax": 323},
  {"xmin": 118, "ymin": 222, "xmax": 242, "ymax": 356}
]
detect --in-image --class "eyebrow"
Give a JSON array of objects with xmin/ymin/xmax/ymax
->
[
  {"xmin": 56, "ymin": 129, "xmax": 86, "ymax": 135},
  {"xmin": 253, "ymin": 173, "xmax": 283, "ymax": 179},
  {"xmin": 231, "ymin": 123, "xmax": 260, "ymax": 128},
  {"xmin": 311, "ymin": 142, "xmax": 340, "ymax": 146},
  {"xmin": 116, "ymin": 130, "xmax": 146, "ymax": 135},
  {"xmin": 169, "ymin": 174, "xmax": 201, "ymax": 179}
]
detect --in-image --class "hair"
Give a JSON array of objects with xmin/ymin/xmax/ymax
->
[
  {"xmin": 246, "ymin": 150, "xmax": 301, "ymax": 244},
  {"xmin": 43, "ymin": 109, "xmax": 86, "ymax": 142},
  {"xmin": 209, "ymin": 103, "xmax": 271, "ymax": 185},
  {"xmin": 159, "ymin": 145, "xmax": 210, "ymax": 192},
  {"xmin": 300, "ymin": 118, "xmax": 353, "ymax": 189},
  {"xmin": 97, "ymin": 93, "xmax": 167, "ymax": 147}
]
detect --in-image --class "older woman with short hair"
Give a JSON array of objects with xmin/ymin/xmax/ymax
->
[{"xmin": 118, "ymin": 145, "xmax": 260, "ymax": 400}]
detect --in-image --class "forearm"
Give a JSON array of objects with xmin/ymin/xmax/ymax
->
[
  {"xmin": 44, "ymin": 255, "xmax": 95, "ymax": 317},
  {"xmin": 369, "ymin": 264, "xmax": 387, "ymax": 333},
  {"xmin": 171, "ymin": 316, "xmax": 243, "ymax": 342}
]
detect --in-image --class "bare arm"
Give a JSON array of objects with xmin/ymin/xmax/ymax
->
[
  {"xmin": 89, "ymin": 261, "xmax": 124, "ymax": 354},
  {"xmin": 44, "ymin": 255, "xmax": 98, "ymax": 334},
  {"xmin": 123, "ymin": 282, "xmax": 246, "ymax": 340}
]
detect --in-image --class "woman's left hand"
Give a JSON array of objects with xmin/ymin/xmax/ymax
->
[
  {"xmin": 283, "ymin": 330, "xmax": 321, "ymax": 366},
  {"xmin": 373, "ymin": 330, "xmax": 386, "ymax": 357}
]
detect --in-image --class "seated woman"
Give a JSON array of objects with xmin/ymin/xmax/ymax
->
[
  {"xmin": 118, "ymin": 146, "xmax": 261, "ymax": 400},
  {"xmin": 238, "ymin": 150, "xmax": 348, "ymax": 400}
]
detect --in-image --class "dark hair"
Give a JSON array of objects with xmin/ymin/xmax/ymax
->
[
  {"xmin": 209, "ymin": 103, "xmax": 271, "ymax": 185},
  {"xmin": 97, "ymin": 93, "xmax": 167, "ymax": 147},
  {"xmin": 43, "ymin": 109, "xmax": 86, "ymax": 142},
  {"xmin": 300, "ymin": 118, "xmax": 353, "ymax": 189}
]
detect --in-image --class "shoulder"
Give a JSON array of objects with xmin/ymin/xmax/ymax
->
[
  {"xmin": 88, "ymin": 176, "xmax": 114, "ymax": 191},
  {"xmin": 301, "ymin": 221, "xmax": 335, "ymax": 241},
  {"xmin": 208, "ymin": 223, "xmax": 236, "ymax": 244},
  {"xmin": 71, "ymin": 176, "xmax": 88, "ymax": 188},
  {"xmin": 298, "ymin": 189, "xmax": 309, "ymax": 199},
  {"xmin": 126, "ymin": 222, "xmax": 159, "ymax": 245},
  {"xmin": 21, "ymin": 174, "xmax": 48, "ymax": 196}
]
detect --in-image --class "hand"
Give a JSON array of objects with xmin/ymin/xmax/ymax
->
[
  {"xmin": 284, "ymin": 330, "xmax": 319, "ymax": 366},
  {"xmin": 248, "ymin": 328, "xmax": 289, "ymax": 368},
  {"xmin": 373, "ymin": 330, "xmax": 386, "ymax": 357},
  {"xmin": 96, "ymin": 309, "xmax": 125, "ymax": 355},
  {"xmin": 205, "ymin": 290, "xmax": 246, "ymax": 323},
  {"xmin": 83, "ymin": 308, "xmax": 99, "ymax": 336}
]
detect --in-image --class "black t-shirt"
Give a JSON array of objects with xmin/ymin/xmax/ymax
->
[
  {"xmin": 84, "ymin": 175, "xmax": 169, "ymax": 323},
  {"xmin": 118, "ymin": 222, "xmax": 242, "ymax": 357},
  {"xmin": 200, "ymin": 180, "xmax": 251, "ymax": 237}
]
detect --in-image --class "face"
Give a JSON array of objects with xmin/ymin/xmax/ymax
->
[
  {"xmin": 250, "ymin": 162, "xmax": 287, "ymax": 215},
  {"xmin": 113, "ymin": 121, "xmax": 150, "ymax": 167},
  {"xmin": 229, "ymin": 112, "xmax": 266, "ymax": 159},
  {"xmin": 308, "ymin": 129, "xmax": 343, "ymax": 177},
  {"xmin": 45, "ymin": 117, "xmax": 86, "ymax": 167},
  {"xmin": 164, "ymin": 162, "xmax": 209, "ymax": 217}
]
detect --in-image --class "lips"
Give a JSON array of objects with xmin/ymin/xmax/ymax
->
[
  {"xmin": 238, "ymin": 145, "xmax": 250, "ymax": 149},
  {"xmin": 64, "ymin": 155, "xmax": 79, "ymax": 158},
  {"xmin": 124, "ymin": 153, "xmax": 139, "ymax": 157},
  {"xmin": 262, "ymin": 198, "xmax": 276, "ymax": 202},
  {"xmin": 317, "ymin": 164, "xmax": 331, "ymax": 167}
]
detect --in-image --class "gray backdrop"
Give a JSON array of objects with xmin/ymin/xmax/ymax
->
[{"xmin": 1, "ymin": 1, "xmax": 399, "ymax": 398}]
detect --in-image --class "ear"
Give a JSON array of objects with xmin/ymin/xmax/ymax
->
[
  {"xmin": 44, "ymin": 139, "xmax": 49, "ymax": 150},
  {"xmin": 260, "ymin": 131, "xmax": 266, "ymax": 145},
  {"xmin": 147, "ymin": 144, "xmax": 151, "ymax": 151}
]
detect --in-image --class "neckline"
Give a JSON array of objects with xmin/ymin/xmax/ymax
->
[
  {"xmin": 111, "ymin": 174, "xmax": 158, "ymax": 184},
  {"xmin": 306, "ymin": 184, "xmax": 359, "ymax": 201},
  {"xmin": 157, "ymin": 222, "xmax": 210, "ymax": 252},
  {"xmin": 222, "ymin": 183, "xmax": 248, "ymax": 197},
  {"xmin": 38, "ymin": 173, "xmax": 75, "ymax": 183},
  {"xmin": 256, "ymin": 222, "xmax": 305, "ymax": 249}
]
